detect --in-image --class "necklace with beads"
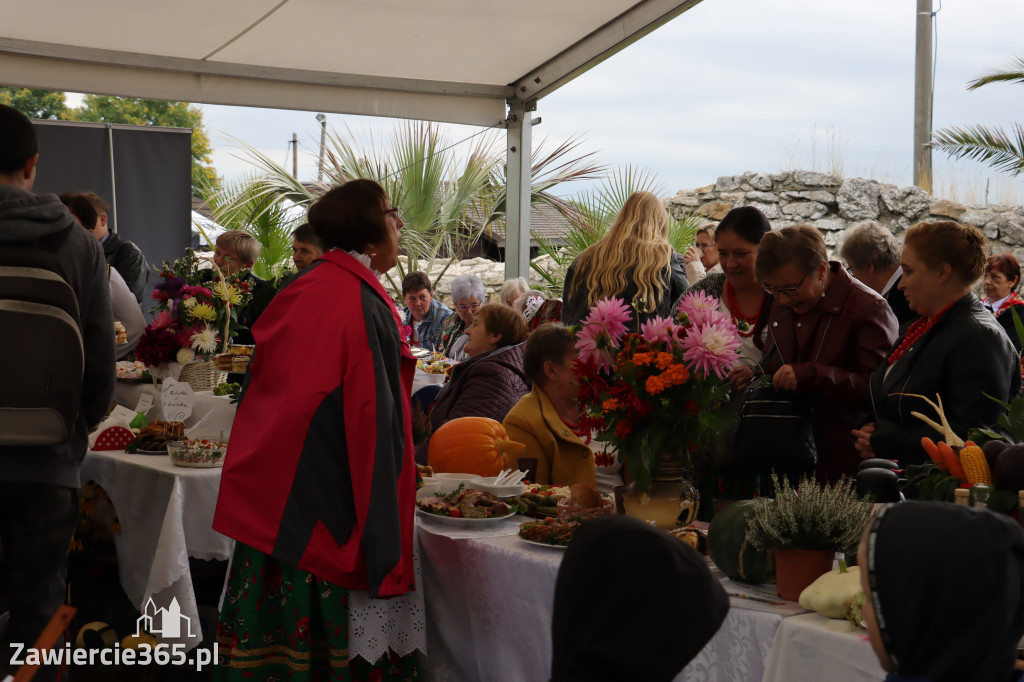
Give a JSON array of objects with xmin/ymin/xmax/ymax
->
[
  {"xmin": 887, "ymin": 304, "xmax": 954, "ymax": 365},
  {"xmin": 724, "ymin": 281, "xmax": 764, "ymax": 338}
]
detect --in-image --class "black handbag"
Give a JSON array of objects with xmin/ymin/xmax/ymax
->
[{"xmin": 729, "ymin": 345, "xmax": 817, "ymax": 477}]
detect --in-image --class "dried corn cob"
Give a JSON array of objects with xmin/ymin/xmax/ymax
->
[{"xmin": 959, "ymin": 445, "xmax": 993, "ymax": 485}]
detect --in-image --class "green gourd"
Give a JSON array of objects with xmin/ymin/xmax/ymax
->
[{"xmin": 708, "ymin": 500, "xmax": 776, "ymax": 585}]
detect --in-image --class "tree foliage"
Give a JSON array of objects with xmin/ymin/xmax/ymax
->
[
  {"xmin": 932, "ymin": 56, "xmax": 1024, "ymax": 178},
  {"xmin": 0, "ymin": 87, "xmax": 68, "ymax": 120}
]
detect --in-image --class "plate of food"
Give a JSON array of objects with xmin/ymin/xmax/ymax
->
[
  {"xmin": 136, "ymin": 447, "xmax": 168, "ymax": 455},
  {"xmin": 518, "ymin": 519, "xmax": 579, "ymax": 548},
  {"xmin": 416, "ymin": 484, "xmax": 516, "ymax": 526}
]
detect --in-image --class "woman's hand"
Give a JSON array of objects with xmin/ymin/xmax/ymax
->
[
  {"xmin": 683, "ymin": 246, "xmax": 702, "ymax": 264},
  {"xmin": 772, "ymin": 364, "xmax": 798, "ymax": 392},
  {"xmin": 852, "ymin": 423, "xmax": 876, "ymax": 458},
  {"xmin": 728, "ymin": 364, "xmax": 755, "ymax": 391}
]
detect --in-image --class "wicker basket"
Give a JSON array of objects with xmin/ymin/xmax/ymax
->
[{"xmin": 178, "ymin": 359, "xmax": 227, "ymax": 392}]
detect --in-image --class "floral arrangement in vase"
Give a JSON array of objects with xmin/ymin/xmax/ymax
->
[
  {"xmin": 135, "ymin": 249, "xmax": 252, "ymax": 379},
  {"xmin": 573, "ymin": 291, "xmax": 742, "ymax": 494}
]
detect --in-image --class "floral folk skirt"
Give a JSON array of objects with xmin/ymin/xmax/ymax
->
[{"xmin": 215, "ymin": 543, "xmax": 418, "ymax": 682}]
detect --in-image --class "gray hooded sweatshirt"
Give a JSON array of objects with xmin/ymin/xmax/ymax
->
[{"xmin": 0, "ymin": 183, "xmax": 115, "ymax": 489}]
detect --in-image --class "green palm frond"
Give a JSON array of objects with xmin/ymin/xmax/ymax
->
[
  {"xmin": 931, "ymin": 124, "xmax": 1024, "ymax": 177},
  {"xmin": 967, "ymin": 56, "xmax": 1024, "ymax": 90}
]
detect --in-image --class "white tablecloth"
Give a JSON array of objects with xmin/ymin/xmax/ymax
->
[
  {"xmin": 113, "ymin": 382, "xmax": 236, "ymax": 438},
  {"xmin": 762, "ymin": 613, "xmax": 885, "ymax": 682},
  {"xmin": 416, "ymin": 520, "xmax": 791, "ymax": 682}
]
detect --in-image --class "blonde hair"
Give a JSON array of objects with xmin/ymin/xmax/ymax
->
[
  {"xmin": 216, "ymin": 230, "xmax": 260, "ymax": 267},
  {"xmin": 570, "ymin": 191, "xmax": 672, "ymax": 308}
]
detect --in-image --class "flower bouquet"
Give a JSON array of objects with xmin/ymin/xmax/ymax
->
[
  {"xmin": 574, "ymin": 291, "xmax": 742, "ymax": 495},
  {"xmin": 136, "ymin": 249, "xmax": 252, "ymax": 387}
]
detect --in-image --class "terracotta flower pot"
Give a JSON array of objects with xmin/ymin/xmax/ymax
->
[{"xmin": 773, "ymin": 548, "xmax": 835, "ymax": 601}]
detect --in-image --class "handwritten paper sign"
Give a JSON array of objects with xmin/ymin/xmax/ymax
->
[
  {"xmin": 161, "ymin": 378, "xmax": 194, "ymax": 423},
  {"xmin": 134, "ymin": 391, "xmax": 155, "ymax": 415}
]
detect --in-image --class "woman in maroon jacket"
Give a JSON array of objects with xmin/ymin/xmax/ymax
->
[
  {"xmin": 755, "ymin": 224, "xmax": 898, "ymax": 482},
  {"xmin": 213, "ymin": 180, "xmax": 418, "ymax": 680},
  {"xmin": 416, "ymin": 303, "xmax": 530, "ymax": 462}
]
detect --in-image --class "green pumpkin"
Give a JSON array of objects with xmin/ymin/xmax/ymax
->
[{"xmin": 708, "ymin": 500, "xmax": 776, "ymax": 585}]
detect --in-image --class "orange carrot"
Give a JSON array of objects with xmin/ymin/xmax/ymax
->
[
  {"xmin": 936, "ymin": 441, "xmax": 968, "ymax": 480},
  {"xmin": 921, "ymin": 437, "xmax": 944, "ymax": 467}
]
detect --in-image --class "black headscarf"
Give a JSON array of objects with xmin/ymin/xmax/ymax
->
[
  {"xmin": 550, "ymin": 515, "xmax": 729, "ymax": 682},
  {"xmin": 865, "ymin": 502, "xmax": 1024, "ymax": 682}
]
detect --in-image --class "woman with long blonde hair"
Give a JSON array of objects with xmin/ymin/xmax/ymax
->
[{"xmin": 561, "ymin": 191, "xmax": 689, "ymax": 328}]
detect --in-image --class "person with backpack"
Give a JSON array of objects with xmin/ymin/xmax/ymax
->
[{"xmin": 0, "ymin": 104, "xmax": 115, "ymax": 680}]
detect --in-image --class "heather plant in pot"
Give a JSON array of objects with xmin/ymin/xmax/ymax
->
[{"xmin": 745, "ymin": 473, "xmax": 873, "ymax": 600}]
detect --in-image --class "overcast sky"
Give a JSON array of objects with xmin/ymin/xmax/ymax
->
[{"xmin": 189, "ymin": 0, "xmax": 1024, "ymax": 205}]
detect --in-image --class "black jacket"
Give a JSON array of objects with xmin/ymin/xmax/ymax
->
[
  {"xmin": 884, "ymin": 277, "xmax": 916, "ymax": 328},
  {"xmin": 868, "ymin": 293, "xmax": 1021, "ymax": 465},
  {"xmin": 561, "ymin": 255, "xmax": 689, "ymax": 330},
  {"xmin": 102, "ymin": 231, "xmax": 149, "ymax": 303}
]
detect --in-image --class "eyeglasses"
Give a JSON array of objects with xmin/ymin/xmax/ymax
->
[
  {"xmin": 696, "ymin": 242, "xmax": 715, "ymax": 250},
  {"xmin": 455, "ymin": 302, "xmax": 481, "ymax": 313},
  {"xmin": 762, "ymin": 273, "xmax": 808, "ymax": 297}
]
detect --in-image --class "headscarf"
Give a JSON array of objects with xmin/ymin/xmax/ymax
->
[
  {"xmin": 864, "ymin": 502, "xmax": 1024, "ymax": 682},
  {"xmin": 550, "ymin": 515, "xmax": 729, "ymax": 682}
]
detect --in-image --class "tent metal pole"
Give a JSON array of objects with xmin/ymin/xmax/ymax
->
[
  {"xmin": 107, "ymin": 123, "xmax": 117, "ymax": 233},
  {"xmin": 504, "ymin": 102, "xmax": 532, "ymax": 281}
]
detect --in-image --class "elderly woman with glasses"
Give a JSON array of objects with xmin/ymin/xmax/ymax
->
[
  {"xmin": 756, "ymin": 224, "xmax": 897, "ymax": 482},
  {"xmin": 438, "ymin": 274, "xmax": 486, "ymax": 360}
]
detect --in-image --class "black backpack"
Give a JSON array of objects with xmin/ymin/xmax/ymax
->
[{"xmin": 0, "ymin": 226, "xmax": 85, "ymax": 446}]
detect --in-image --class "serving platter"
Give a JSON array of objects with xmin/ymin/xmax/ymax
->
[
  {"xmin": 136, "ymin": 448, "xmax": 168, "ymax": 456},
  {"xmin": 415, "ymin": 508, "xmax": 516, "ymax": 527},
  {"xmin": 518, "ymin": 537, "xmax": 569, "ymax": 550}
]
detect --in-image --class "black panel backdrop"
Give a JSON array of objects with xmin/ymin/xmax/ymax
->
[{"xmin": 32, "ymin": 120, "xmax": 192, "ymax": 314}]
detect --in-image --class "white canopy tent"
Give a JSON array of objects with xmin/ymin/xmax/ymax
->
[{"xmin": 0, "ymin": 0, "xmax": 704, "ymax": 277}]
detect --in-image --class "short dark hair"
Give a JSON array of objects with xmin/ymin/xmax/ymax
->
[
  {"xmin": 987, "ymin": 253, "xmax": 1021, "ymax": 289},
  {"xmin": 402, "ymin": 271, "xmax": 432, "ymax": 296},
  {"xmin": 81, "ymin": 192, "xmax": 111, "ymax": 215},
  {"xmin": 475, "ymin": 303, "xmax": 528, "ymax": 349},
  {"xmin": 291, "ymin": 222, "xmax": 323, "ymax": 249},
  {"xmin": 715, "ymin": 206, "xmax": 771, "ymax": 245},
  {"xmin": 0, "ymin": 104, "xmax": 39, "ymax": 175},
  {"xmin": 59, "ymin": 192, "xmax": 98, "ymax": 229},
  {"xmin": 307, "ymin": 179, "xmax": 391, "ymax": 253},
  {"xmin": 523, "ymin": 323, "xmax": 576, "ymax": 386},
  {"xmin": 755, "ymin": 224, "xmax": 827, "ymax": 280}
]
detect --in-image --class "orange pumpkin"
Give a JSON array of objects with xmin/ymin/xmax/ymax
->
[{"xmin": 427, "ymin": 417, "xmax": 526, "ymax": 476}]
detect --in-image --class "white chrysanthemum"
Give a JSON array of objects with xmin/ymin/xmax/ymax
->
[
  {"xmin": 182, "ymin": 296, "xmax": 197, "ymax": 308},
  {"xmin": 190, "ymin": 325, "xmax": 220, "ymax": 354},
  {"xmin": 176, "ymin": 348, "xmax": 196, "ymax": 364}
]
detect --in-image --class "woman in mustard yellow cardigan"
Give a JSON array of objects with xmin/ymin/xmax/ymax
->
[{"xmin": 504, "ymin": 323, "xmax": 596, "ymax": 486}]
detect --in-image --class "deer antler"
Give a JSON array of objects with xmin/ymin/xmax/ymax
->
[{"xmin": 892, "ymin": 392, "xmax": 965, "ymax": 447}]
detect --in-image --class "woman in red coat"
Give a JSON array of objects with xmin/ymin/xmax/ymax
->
[
  {"xmin": 756, "ymin": 224, "xmax": 898, "ymax": 482},
  {"xmin": 213, "ymin": 180, "xmax": 418, "ymax": 680}
]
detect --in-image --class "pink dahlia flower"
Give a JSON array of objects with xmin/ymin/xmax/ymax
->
[
  {"xmin": 640, "ymin": 316, "xmax": 678, "ymax": 348},
  {"xmin": 681, "ymin": 321, "xmax": 741, "ymax": 379},
  {"xmin": 675, "ymin": 290, "xmax": 721, "ymax": 326}
]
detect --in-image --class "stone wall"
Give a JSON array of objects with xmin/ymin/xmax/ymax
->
[{"xmin": 665, "ymin": 170, "xmax": 1024, "ymax": 260}]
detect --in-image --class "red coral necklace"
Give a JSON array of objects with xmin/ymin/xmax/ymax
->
[
  {"xmin": 724, "ymin": 281, "xmax": 763, "ymax": 338},
  {"xmin": 887, "ymin": 303, "xmax": 954, "ymax": 365}
]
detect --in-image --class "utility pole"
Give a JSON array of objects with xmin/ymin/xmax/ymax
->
[
  {"xmin": 316, "ymin": 113, "xmax": 327, "ymax": 182},
  {"xmin": 292, "ymin": 133, "xmax": 298, "ymax": 179},
  {"xmin": 914, "ymin": 0, "xmax": 933, "ymax": 192}
]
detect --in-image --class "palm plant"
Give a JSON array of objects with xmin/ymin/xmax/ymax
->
[
  {"xmin": 196, "ymin": 174, "xmax": 298, "ymax": 281},
  {"xmin": 530, "ymin": 166, "xmax": 704, "ymax": 296},
  {"xmin": 932, "ymin": 56, "xmax": 1024, "ymax": 178}
]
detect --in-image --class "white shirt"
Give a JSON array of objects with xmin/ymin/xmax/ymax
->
[
  {"xmin": 986, "ymin": 293, "xmax": 1012, "ymax": 313},
  {"xmin": 882, "ymin": 266, "xmax": 903, "ymax": 296}
]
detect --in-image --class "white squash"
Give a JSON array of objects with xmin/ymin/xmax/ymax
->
[{"xmin": 798, "ymin": 560, "xmax": 862, "ymax": 619}]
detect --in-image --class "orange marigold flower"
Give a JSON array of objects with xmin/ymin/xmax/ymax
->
[
  {"xmin": 664, "ymin": 363, "xmax": 690, "ymax": 387},
  {"xmin": 632, "ymin": 352, "xmax": 653, "ymax": 367},
  {"xmin": 655, "ymin": 352, "xmax": 674, "ymax": 370},
  {"xmin": 645, "ymin": 374, "xmax": 667, "ymax": 395},
  {"xmin": 602, "ymin": 398, "xmax": 622, "ymax": 411}
]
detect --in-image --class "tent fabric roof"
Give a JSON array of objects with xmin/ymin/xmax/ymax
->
[{"xmin": 0, "ymin": 0, "xmax": 702, "ymax": 125}]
